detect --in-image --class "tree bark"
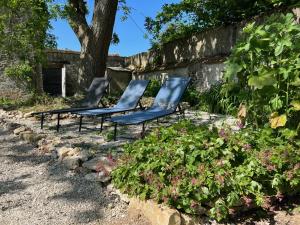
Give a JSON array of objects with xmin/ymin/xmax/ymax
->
[{"xmin": 67, "ymin": 0, "xmax": 119, "ymax": 89}]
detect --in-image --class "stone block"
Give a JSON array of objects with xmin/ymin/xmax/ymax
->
[{"xmin": 128, "ymin": 198, "xmax": 182, "ymax": 225}]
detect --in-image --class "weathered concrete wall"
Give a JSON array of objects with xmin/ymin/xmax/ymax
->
[
  {"xmin": 125, "ymin": 25, "xmax": 237, "ymax": 91},
  {"xmin": 127, "ymin": 8, "xmax": 300, "ymax": 91},
  {"xmin": 133, "ymin": 60, "xmax": 225, "ymax": 92}
]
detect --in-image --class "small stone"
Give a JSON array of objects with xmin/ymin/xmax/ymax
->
[
  {"xmin": 20, "ymin": 131, "xmax": 44, "ymax": 144},
  {"xmin": 23, "ymin": 111, "xmax": 34, "ymax": 118},
  {"xmin": 13, "ymin": 126, "xmax": 27, "ymax": 135},
  {"xmin": 114, "ymin": 189, "xmax": 130, "ymax": 204},
  {"xmin": 51, "ymin": 114, "xmax": 57, "ymax": 120},
  {"xmin": 107, "ymin": 203, "xmax": 114, "ymax": 209}
]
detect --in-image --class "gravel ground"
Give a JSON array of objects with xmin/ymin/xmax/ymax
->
[{"xmin": 0, "ymin": 127, "xmax": 150, "ymax": 225}]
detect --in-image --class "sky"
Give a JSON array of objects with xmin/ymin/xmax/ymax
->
[{"xmin": 50, "ymin": 0, "xmax": 180, "ymax": 56}]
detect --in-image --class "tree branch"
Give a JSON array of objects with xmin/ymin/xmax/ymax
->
[{"xmin": 67, "ymin": 0, "xmax": 91, "ymax": 44}]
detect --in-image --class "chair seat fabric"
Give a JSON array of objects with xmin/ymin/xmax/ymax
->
[
  {"xmin": 76, "ymin": 107, "xmax": 131, "ymax": 116},
  {"xmin": 111, "ymin": 107, "xmax": 174, "ymax": 125},
  {"xmin": 110, "ymin": 76, "xmax": 191, "ymax": 125},
  {"xmin": 74, "ymin": 79, "xmax": 150, "ymax": 117}
]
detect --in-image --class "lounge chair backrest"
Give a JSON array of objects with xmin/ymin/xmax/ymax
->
[
  {"xmin": 114, "ymin": 80, "xmax": 149, "ymax": 109},
  {"xmin": 81, "ymin": 78, "xmax": 109, "ymax": 107},
  {"xmin": 151, "ymin": 76, "xmax": 191, "ymax": 111}
]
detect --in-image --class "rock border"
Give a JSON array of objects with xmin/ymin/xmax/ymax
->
[{"xmin": 106, "ymin": 185, "xmax": 207, "ymax": 225}]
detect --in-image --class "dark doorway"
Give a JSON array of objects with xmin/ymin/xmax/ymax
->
[{"xmin": 42, "ymin": 68, "xmax": 62, "ymax": 96}]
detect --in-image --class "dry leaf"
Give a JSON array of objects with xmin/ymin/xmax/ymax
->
[{"xmin": 269, "ymin": 113, "xmax": 287, "ymax": 129}]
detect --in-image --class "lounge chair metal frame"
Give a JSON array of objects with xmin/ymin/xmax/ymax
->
[
  {"xmin": 110, "ymin": 76, "xmax": 191, "ymax": 141},
  {"xmin": 31, "ymin": 77, "xmax": 109, "ymax": 131},
  {"xmin": 74, "ymin": 80, "xmax": 150, "ymax": 132},
  {"xmin": 112, "ymin": 104, "xmax": 185, "ymax": 141}
]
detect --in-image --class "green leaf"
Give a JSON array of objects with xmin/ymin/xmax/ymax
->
[
  {"xmin": 275, "ymin": 42, "xmax": 284, "ymax": 56},
  {"xmin": 291, "ymin": 100, "xmax": 300, "ymax": 111},
  {"xmin": 270, "ymin": 96, "xmax": 283, "ymax": 111},
  {"xmin": 248, "ymin": 73, "xmax": 276, "ymax": 89}
]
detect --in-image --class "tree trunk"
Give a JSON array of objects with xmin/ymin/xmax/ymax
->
[{"xmin": 67, "ymin": 0, "xmax": 119, "ymax": 89}]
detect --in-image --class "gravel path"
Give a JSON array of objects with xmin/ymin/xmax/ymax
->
[{"xmin": 0, "ymin": 127, "xmax": 150, "ymax": 225}]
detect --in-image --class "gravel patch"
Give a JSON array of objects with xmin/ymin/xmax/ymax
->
[{"xmin": 0, "ymin": 127, "xmax": 149, "ymax": 225}]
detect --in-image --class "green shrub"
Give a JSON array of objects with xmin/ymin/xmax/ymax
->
[
  {"xmin": 222, "ymin": 13, "xmax": 300, "ymax": 129},
  {"xmin": 4, "ymin": 62, "xmax": 33, "ymax": 91},
  {"xmin": 144, "ymin": 79, "xmax": 161, "ymax": 97},
  {"xmin": 112, "ymin": 121, "xmax": 300, "ymax": 221}
]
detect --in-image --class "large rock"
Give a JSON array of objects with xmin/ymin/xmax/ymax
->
[
  {"xmin": 84, "ymin": 172, "xmax": 111, "ymax": 183},
  {"xmin": 19, "ymin": 131, "xmax": 44, "ymax": 144},
  {"xmin": 62, "ymin": 156, "xmax": 81, "ymax": 170},
  {"xmin": 128, "ymin": 198, "xmax": 182, "ymax": 225},
  {"xmin": 57, "ymin": 147, "xmax": 80, "ymax": 160},
  {"xmin": 82, "ymin": 156, "xmax": 114, "ymax": 172},
  {"xmin": 37, "ymin": 137, "xmax": 61, "ymax": 154}
]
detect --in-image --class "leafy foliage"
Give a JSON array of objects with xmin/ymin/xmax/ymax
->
[
  {"xmin": 143, "ymin": 79, "xmax": 161, "ymax": 97},
  {"xmin": 145, "ymin": 0, "xmax": 299, "ymax": 45},
  {"xmin": 112, "ymin": 121, "xmax": 300, "ymax": 221},
  {"xmin": 222, "ymin": 13, "xmax": 300, "ymax": 129},
  {"xmin": 4, "ymin": 62, "xmax": 33, "ymax": 91},
  {"xmin": 0, "ymin": 0, "xmax": 56, "ymax": 92}
]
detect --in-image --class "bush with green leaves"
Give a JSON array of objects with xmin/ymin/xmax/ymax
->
[
  {"xmin": 4, "ymin": 62, "xmax": 33, "ymax": 91},
  {"xmin": 144, "ymin": 79, "xmax": 161, "ymax": 97},
  {"xmin": 222, "ymin": 13, "xmax": 300, "ymax": 129},
  {"xmin": 112, "ymin": 120, "xmax": 300, "ymax": 221}
]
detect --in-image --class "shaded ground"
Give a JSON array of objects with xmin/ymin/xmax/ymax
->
[{"xmin": 0, "ymin": 127, "xmax": 150, "ymax": 225}]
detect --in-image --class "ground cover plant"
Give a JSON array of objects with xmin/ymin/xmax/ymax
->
[
  {"xmin": 112, "ymin": 12, "xmax": 300, "ymax": 221},
  {"xmin": 112, "ymin": 121, "xmax": 300, "ymax": 221}
]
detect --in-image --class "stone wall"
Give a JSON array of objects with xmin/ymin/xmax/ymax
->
[
  {"xmin": 125, "ymin": 24, "xmax": 240, "ymax": 91},
  {"xmin": 126, "ymin": 8, "xmax": 300, "ymax": 92}
]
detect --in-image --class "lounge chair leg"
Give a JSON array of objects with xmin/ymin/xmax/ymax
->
[
  {"xmin": 141, "ymin": 123, "xmax": 145, "ymax": 138},
  {"xmin": 56, "ymin": 113, "xmax": 60, "ymax": 132},
  {"xmin": 100, "ymin": 116, "xmax": 104, "ymax": 132},
  {"xmin": 114, "ymin": 124, "xmax": 117, "ymax": 141},
  {"xmin": 41, "ymin": 113, "xmax": 44, "ymax": 129},
  {"xmin": 79, "ymin": 116, "xmax": 83, "ymax": 132}
]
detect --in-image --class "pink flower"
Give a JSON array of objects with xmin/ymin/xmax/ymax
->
[
  {"xmin": 191, "ymin": 178, "xmax": 198, "ymax": 185},
  {"xmin": 242, "ymin": 196, "xmax": 253, "ymax": 207},
  {"xmin": 190, "ymin": 200, "xmax": 198, "ymax": 209},
  {"xmin": 243, "ymin": 144, "xmax": 252, "ymax": 150}
]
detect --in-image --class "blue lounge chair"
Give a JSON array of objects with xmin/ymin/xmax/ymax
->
[
  {"xmin": 32, "ymin": 77, "xmax": 109, "ymax": 131},
  {"xmin": 110, "ymin": 76, "xmax": 191, "ymax": 141},
  {"xmin": 74, "ymin": 79, "xmax": 150, "ymax": 132}
]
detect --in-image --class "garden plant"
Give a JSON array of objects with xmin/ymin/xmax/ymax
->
[{"xmin": 112, "ymin": 12, "xmax": 300, "ymax": 221}]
